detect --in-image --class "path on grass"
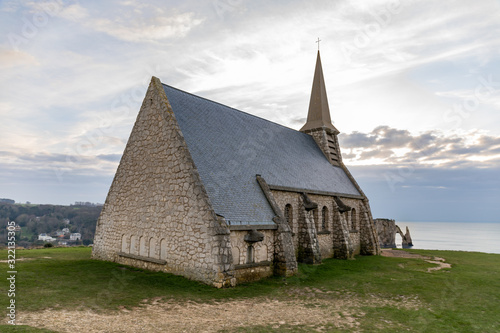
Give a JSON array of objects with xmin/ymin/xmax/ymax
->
[
  {"xmin": 380, "ymin": 249, "xmax": 451, "ymax": 272},
  {"xmin": 18, "ymin": 290, "xmax": 421, "ymax": 333}
]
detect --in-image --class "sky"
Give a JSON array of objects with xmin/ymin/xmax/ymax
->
[{"xmin": 1, "ymin": 0, "xmax": 499, "ymax": 222}]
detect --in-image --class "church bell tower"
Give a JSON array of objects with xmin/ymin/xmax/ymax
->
[{"xmin": 300, "ymin": 51, "xmax": 342, "ymax": 167}]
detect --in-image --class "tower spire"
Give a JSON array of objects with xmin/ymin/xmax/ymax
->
[
  {"xmin": 300, "ymin": 50, "xmax": 342, "ymax": 166},
  {"xmin": 300, "ymin": 50, "xmax": 338, "ymax": 133}
]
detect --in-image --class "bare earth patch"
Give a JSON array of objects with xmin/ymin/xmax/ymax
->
[
  {"xmin": 17, "ymin": 291, "xmax": 421, "ymax": 333},
  {"xmin": 380, "ymin": 249, "xmax": 451, "ymax": 272}
]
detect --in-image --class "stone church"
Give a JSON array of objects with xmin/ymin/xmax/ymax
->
[{"xmin": 92, "ymin": 51, "xmax": 380, "ymax": 287}]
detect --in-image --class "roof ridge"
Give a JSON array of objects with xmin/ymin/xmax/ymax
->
[{"xmin": 161, "ymin": 82, "xmax": 303, "ymax": 134}]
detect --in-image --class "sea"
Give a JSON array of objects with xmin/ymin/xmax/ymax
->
[{"xmin": 391, "ymin": 222, "xmax": 500, "ymax": 254}]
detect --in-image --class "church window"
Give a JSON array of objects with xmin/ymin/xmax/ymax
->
[
  {"xmin": 345, "ymin": 212, "xmax": 351, "ymax": 230},
  {"xmin": 121, "ymin": 234, "xmax": 128, "ymax": 253},
  {"xmin": 321, "ymin": 206, "xmax": 328, "ymax": 231},
  {"xmin": 313, "ymin": 208, "xmax": 319, "ymax": 231},
  {"xmin": 351, "ymin": 208, "xmax": 358, "ymax": 231},
  {"xmin": 160, "ymin": 239, "xmax": 167, "ymax": 260},
  {"xmin": 149, "ymin": 237, "xmax": 156, "ymax": 258},
  {"xmin": 246, "ymin": 245, "xmax": 254, "ymax": 264},
  {"xmin": 139, "ymin": 236, "xmax": 147, "ymax": 256},
  {"xmin": 257, "ymin": 244, "xmax": 268, "ymax": 262},
  {"xmin": 232, "ymin": 246, "xmax": 240, "ymax": 265},
  {"xmin": 130, "ymin": 235, "xmax": 137, "ymax": 255},
  {"xmin": 284, "ymin": 204, "xmax": 293, "ymax": 229}
]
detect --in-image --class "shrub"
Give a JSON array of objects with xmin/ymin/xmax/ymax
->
[{"xmin": 43, "ymin": 243, "xmax": 53, "ymax": 248}]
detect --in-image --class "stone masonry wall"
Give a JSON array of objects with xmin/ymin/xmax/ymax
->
[
  {"xmin": 230, "ymin": 230, "xmax": 274, "ymax": 265},
  {"xmin": 230, "ymin": 229, "xmax": 274, "ymax": 283},
  {"xmin": 92, "ymin": 77, "xmax": 235, "ymax": 288},
  {"xmin": 271, "ymin": 190, "xmax": 365, "ymax": 261},
  {"xmin": 317, "ymin": 233, "xmax": 334, "ymax": 258}
]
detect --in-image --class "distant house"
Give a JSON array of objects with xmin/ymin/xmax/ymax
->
[
  {"xmin": 38, "ymin": 233, "xmax": 56, "ymax": 242},
  {"xmin": 63, "ymin": 219, "xmax": 70, "ymax": 225},
  {"xmin": 59, "ymin": 240, "xmax": 68, "ymax": 246},
  {"xmin": 5, "ymin": 225, "xmax": 21, "ymax": 232},
  {"xmin": 62, "ymin": 228, "xmax": 70, "ymax": 234},
  {"xmin": 55, "ymin": 230, "xmax": 65, "ymax": 237},
  {"xmin": 70, "ymin": 233, "xmax": 81, "ymax": 241}
]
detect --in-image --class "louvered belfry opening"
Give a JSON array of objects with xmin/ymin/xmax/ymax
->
[{"xmin": 326, "ymin": 132, "xmax": 339, "ymax": 164}]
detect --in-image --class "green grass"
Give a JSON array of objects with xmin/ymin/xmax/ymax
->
[{"xmin": 0, "ymin": 247, "xmax": 499, "ymax": 332}]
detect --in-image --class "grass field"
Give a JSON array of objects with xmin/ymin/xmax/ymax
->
[{"xmin": 0, "ymin": 247, "xmax": 499, "ymax": 332}]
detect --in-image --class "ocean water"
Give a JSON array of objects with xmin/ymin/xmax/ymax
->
[{"xmin": 391, "ymin": 222, "xmax": 500, "ymax": 254}]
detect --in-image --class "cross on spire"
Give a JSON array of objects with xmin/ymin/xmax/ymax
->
[{"xmin": 316, "ymin": 37, "xmax": 321, "ymax": 51}]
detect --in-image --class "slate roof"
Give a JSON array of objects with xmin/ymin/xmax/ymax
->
[{"xmin": 162, "ymin": 84, "xmax": 361, "ymax": 225}]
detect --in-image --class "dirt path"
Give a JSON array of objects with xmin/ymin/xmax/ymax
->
[
  {"xmin": 380, "ymin": 249, "xmax": 451, "ymax": 272},
  {"xmin": 13, "ymin": 251, "xmax": 445, "ymax": 332},
  {"xmin": 17, "ymin": 291, "xmax": 421, "ymax": 333}
]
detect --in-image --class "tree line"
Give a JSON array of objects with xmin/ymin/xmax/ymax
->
[{"xmin": 0, "ymin": 203, "xmax": 102, "ymax": 248}]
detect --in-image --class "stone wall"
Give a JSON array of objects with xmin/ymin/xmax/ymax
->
[
  {"xmin": 233, "ymin": 263, "xmax": 273, "ymax": 283},
  {"xmin": 92, "ymin": 77, "xmax": 235, "ymax": 288},
  {"xmin": 229, "ymin": 229, "xmax": 274, "ymax": 282},
  {"xmin": 349, "ymin": 231, "xmax": 360, "ymax": 255},
  {"xmin": 317, "ymin": 233, "xmax": 333, "ymax": 258},
  {"xmin": 271, "ymin": 190, "xmax": 368, "ymax": 261},
  {"xmin": 230, "ymin": 230, "xmax": 274, "ymax": 265}
]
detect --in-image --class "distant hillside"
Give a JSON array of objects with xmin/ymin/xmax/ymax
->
[{"xmin": 0, "ymin": 203, "xmax": 102, "ymax": 248}]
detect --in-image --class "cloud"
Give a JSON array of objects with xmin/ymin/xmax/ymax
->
[
  {"xmin": 349, "ymin": 164, "xmax": 500, "ymax": 222},
  {"xmin": 37, "ymin": 2, "xmax": 204, "ymax": 42},
  {"xmin": 0, "ymin": 150, "xmax": 119, "ymax": 177},
  {"xmin": 91, "ymin": 11, "xmax": 204, "ymax": 42},
  {"xmin": 0, "ymin": 48, "xmax": 39, "ymax": 69},
  {"xmin": 340, "ymin": 126, "xmax": 500, "ymax": 168}
]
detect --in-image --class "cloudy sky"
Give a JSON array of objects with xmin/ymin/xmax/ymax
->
[{"xmin": 1, "ymin": 0, "xmax": 499, "ymax": 222}]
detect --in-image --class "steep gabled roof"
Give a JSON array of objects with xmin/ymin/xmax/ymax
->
[{"xmin": 162, "ymin": 83, "xmax": 361, "ymax": 225}]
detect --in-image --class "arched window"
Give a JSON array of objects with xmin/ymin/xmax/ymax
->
[
  {"xmin": 284, "ymin": 204, "xmax": 293, "ymax": 229},
  {"xmin": 257, "ymin": 244, "xmax": 268, "ymax": 262},
  {"xmin": 129, "ymin": 235, "xmax": 137, "ymax": 255},
  {"xmin": 121, "ymin": 234, "xmax": 128, "ymax": 253},
  {"xmin": 313, "ymin": 208, "xmax": 319, "ymax": 231},
  {"xmin": 149, "ymin": 237, "xmax": 156, "ymax": 258},
  {"xmin": 346, "ymin": 212, "xmax": 351, "ymax": 230},
  {"xmin": 160, "ymin": 239, "xmax": 167, "ymax": 260},
  {"xmin": 232, "ymin": 246, "xmax": 240, "ymax": 265},
  {"xmin": 351, "ymin": 208, "xmax": 357, "ymax": 231},
  {"xmin": 322, "ymin": 206, "xmax": 328, "ymax": 231},
  {"xmin": 246, "ymin": 245, "xmax": 254, "ymax": 264},
  {"xmin": 139, "ymin": 236, "xmax": 147, "ymax": 256}
]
